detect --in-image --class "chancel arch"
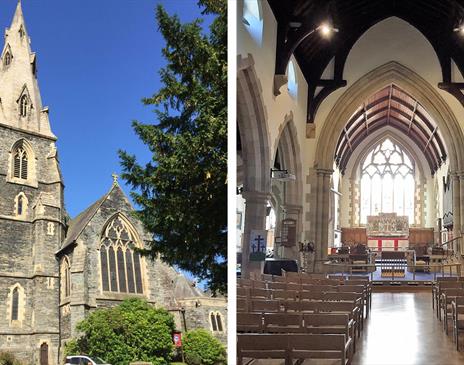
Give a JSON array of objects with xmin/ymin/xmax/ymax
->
[
  {"xmin": 99, "ymin": 213, "xmax": 145, "ymax": 295},
  {"xmin": 315, "ymin": 62, "xmax": 464, "ymax": 250}
]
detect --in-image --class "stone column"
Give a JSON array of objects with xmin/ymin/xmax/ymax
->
[
  {"xmin": 241, "ymin": 190, "xmax": 269, "ymax": 278},
  {"xmin": 315, "ymin": 169, "xmax": 333, "ymax": 271},
  {"xmin": 453, "ymin": 173, "xmax": 461, "ymax": 238}
]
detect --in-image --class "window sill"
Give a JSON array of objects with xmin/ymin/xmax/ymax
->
[{"xmin": 97, "ymin": 292, "xmax": 146, "ymax": 301}]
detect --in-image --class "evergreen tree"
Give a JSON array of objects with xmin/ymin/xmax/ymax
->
[{"xmin": 119, "ymin": 0, "xmax": 227, "ymax": 294}]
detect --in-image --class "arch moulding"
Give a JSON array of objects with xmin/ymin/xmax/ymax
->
[{"xmin": 315, "ymin": 61, "xmax": 464, "ymax": 174}]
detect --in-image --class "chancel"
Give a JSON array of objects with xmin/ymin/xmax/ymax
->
[{"xmin": 237, "ymin": 0, "xmax": 464, "ymax": 363}]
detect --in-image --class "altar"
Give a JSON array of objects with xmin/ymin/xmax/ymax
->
[{"xmin": 366, "ymin": 213, "xmax": 409, "ymax": 251}]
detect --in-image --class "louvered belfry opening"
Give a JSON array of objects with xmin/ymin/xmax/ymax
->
[{"xmin": 13, "ymin": 145, "xmax": 28, "ymax": 180}]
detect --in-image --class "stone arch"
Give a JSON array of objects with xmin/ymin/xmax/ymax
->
[
  {"xmin": 99, "ymin": 212, "xmax": 147, "ymax": 295},
  {"xmin": 237, "ymin": 54, "xmax": 271, "ymax": 194},
  {"xmin": 14, "ymin": 191, "xmax": 28, "ymax": 219},
  {"xmin": 7, "ymin": 138, "xmax": 37, "ymax": 186},
  {"xmin": 315, "ymin": 61, "xmax": 464, "ymax": 236},
  {"xmin": 315, "ymin": 61, "xmax": 464, "ymax": 173},
  {"xmin": 272, "ymin": 113, "xmax": 303, "ymax": 206},
  {"xmin": 271, "ymin": 114, "xmax": 303, "ymax": 259},
  {"xmin": 237, "ymin": 54, "xmax": 273, "ymax": 276},
  {"xmin": 6, "ymin": 283, "xmax": 25, "ymax": 326}
]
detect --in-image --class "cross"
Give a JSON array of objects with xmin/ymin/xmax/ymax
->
[
  {"xmin": 254, "ymin": 235, "xmax": 265, "ymax": 252},
  {"xmin": 112, "ymin": 172, "xmax": 119, "ymax": 185}
]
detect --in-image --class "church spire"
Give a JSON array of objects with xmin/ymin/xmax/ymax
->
[{"xmin": 0, "ymin": 0, "xmax": 55, "ymax": 138}]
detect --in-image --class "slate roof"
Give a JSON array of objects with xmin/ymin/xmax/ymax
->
[{"xmin": 57, "ymin": 186, "xmax": 115, "ymax": 254}]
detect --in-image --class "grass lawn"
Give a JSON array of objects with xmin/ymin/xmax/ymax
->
[{"xmin": 170, "ymin": 363, "xmax": 186, "ymax": 365}]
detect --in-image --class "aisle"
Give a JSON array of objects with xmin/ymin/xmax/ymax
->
[{"xmin": 352, "ymin": 292, "xmax": 464, "ymax": 365}]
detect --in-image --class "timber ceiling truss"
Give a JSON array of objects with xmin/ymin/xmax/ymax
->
[
  {"xmin": 334, "ymin": 84, "xmax": 447, "ymax": 175},
  {"xmin": 268, "ymin": 0, "xmax": 464, "ymax": 123}
]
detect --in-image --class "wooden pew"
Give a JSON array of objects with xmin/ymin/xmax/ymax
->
[
  {"xmin": 289, "ymin": 333, "xmax": 352, "ymax": 365},
  {"xmin": 237, "ymin": 312, "xmax": 263, "ymax": 333},
  {"xmin": 263, "ymin": 313, "xmax": 303, "ymax": 333},
  {"xmin": 452, "ymin": 296, "xmax": 464, "ymax": 351},
  {"xmin": 237, "ymin": 333, "xmax": 290, "ymax": 365},
  {"xmin": 440, "ymin": 288, "xmax": 464, "ymax": 334}
]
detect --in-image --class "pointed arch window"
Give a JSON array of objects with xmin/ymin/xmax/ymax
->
[
  {"xmin": 100, "ymin": 215, "xmax": 144, "ymax": 294},
  {"xmin": 15, "ymin": 193, "xmax": 28, "ymax": 217},
  {"xmin": 4, "ymin": 51, "xmax": 11, "ymax": 67},
  {"xmin": 287, "ymin": 60, "xmax": 298, "ymax": 98},
  {"xmin": 61, "ymin": 257, "xmax": 71, "ymax": 299},
  {"xmin": 360, "ymin": 139, "xmax": 415, "ymax": 224},
  {"xmin": 13, "ymin": 144, "xmax": 28, "ymax": 180},
  {"xmin": 210, "ymin": 311, "xmax": 224, "ymax": 332},
  {"xmin": 11, "ymin": 287, "xmax": 19, "ymax": 321},
  {"xmin": 20, "ymin": 94, "xmax": 28, "ymax": 117}
]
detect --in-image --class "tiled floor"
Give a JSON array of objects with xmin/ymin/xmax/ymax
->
[{"xmin": 352, "ymin": 292, "xmax": 464, "ymax": 365}]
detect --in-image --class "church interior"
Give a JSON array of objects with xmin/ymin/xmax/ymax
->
[{"xmin": 236, "ymin": 0, "xmax": 464, "ymax": 363}]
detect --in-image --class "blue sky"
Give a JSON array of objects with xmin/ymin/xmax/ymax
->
[{"xmin": 0, "ymin": 0, "xmax": 210, "ymax": 218}]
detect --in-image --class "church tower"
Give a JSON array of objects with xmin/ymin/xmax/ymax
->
[{"xmin": 0, "ymin": 2, "xmax": 63, "ymax": 364}]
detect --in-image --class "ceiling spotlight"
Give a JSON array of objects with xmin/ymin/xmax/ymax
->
[
  {"xmin": 319, "ymin": 23, "xmax": 339, "ymax": 37},
  {"xmin": 453, "ymin": 25, "xmax": 464, "ymax": 34}
]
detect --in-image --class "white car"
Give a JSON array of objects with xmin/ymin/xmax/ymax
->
[{"xmin": 65, "ymin": 355, "xmax": 111, "ymax": 365}]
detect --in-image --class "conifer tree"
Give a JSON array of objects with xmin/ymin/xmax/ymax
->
[{"xmin": 119, "ymin": 0, "xmax": 227, "ymax": 294}]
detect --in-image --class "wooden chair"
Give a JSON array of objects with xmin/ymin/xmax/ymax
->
[
  {"xmin": 440, "ymin": 288, "xmax": 464, "ymax": 334},
  {"xmin": 263, "ymin": 313, "xmax": 303, "ymax": 333},
  {"xmin": 250, "ymin": 299, "xmax": 281, "ymax": 313},
  {"xmin": 289, "ymin": 333, "xmax": 352, "ymax": 365},
  {"xmin": 432, "ymin": 278, "xmax": 458, "ymax": 310},
  {"xmin": 249, "ymin": 288, "xmax": 271, "ymax": 299},
  {"xmin": 237, "ymin": 333, "xmax": 290, "ymax": 365},
  {"xmin": 316, "ymin": 300, "xmax": 361, "ymax": 338},
  {"xmin": 299, "ymin": 290, "xmax": 325, "ymax": 301},
  {"xmin": 268, "ymin": 282, "xmax": 287, "ymax": 290},
  {"xmin": 452, "ymin": 296, "xmax": 464, "ymax": 351},
  {"xmin": 338, "ymin": 285, "xmax": 367, "ymax": 322},
  {"xmin": 303, "ymin": 313, "xmax": 356, "ymax": 352},
  {"xmin": 237, "ymin": 312, "xmax": 263, "ymax": 333},
  {"xmin": 345, "ymin": 279, "xmax": 372, "ymax": 311},
  {"xmin": 283, "ymin": 300, "xmax": 319, "ymax": 313},
  {"xmin": 237, "ymin": 286, "xmax": 249, "ymax": 298},
  {"xmin": 237, "ymin": 298, "xmax": 249, "ymax": 312},
  {"xmin": 436, "ymin": 282, "xmax": 464, "ymax": 319},
  {"xmin": 272, "ymin": 289, "xmax": 298, "ymax": 301}
]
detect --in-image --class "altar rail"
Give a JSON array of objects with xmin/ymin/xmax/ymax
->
[
  {"xmin": 322, "ymin": 261, "xmax": 462, "ymax": 281},
  {"xmin": 439, "ymin": 236, "xmax": 463, "ymax": 258}
]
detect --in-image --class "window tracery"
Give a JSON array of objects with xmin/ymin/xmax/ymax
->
[
  {"xmin": 13, "ymin": 144, "xmax": 28, "ymax": 180},
  {"xmin": 360, "ymin": 138, "xmax": 415, "ymax": 224},
  {"xmin": 100, "ymin": 214, "xmax": 144, "ymax": 294}
]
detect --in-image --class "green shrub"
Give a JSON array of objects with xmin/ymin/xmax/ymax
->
[
  {"xmin": 0, "ymin": 352, "xmax": 23, "ymax": 365},
  {"xmin": 183, "ymin": 329, "xmax": 226, "ymax": 365},
  {"xmin": 67, "ymin": 298, "xmax": 175, "ymax": 365}
]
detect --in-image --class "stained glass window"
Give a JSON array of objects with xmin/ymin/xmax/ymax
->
[
  {"xmin": 100, "ymin": 215, "xmax": 144, "ymax": 294},
  {"xmin": 360, "ymin": 139, "xmax": 415, "ymax": 224}
]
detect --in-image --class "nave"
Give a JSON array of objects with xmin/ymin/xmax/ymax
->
[
  {"xmin": 353, "ymin": 292, "xmax": 464, "ymax": 365},
  {"xmin": 237, "ymin": 274, "xmax": 464, "ymax": 365}
]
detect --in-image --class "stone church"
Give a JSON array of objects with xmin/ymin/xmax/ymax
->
[{"xmin": 0, "ymin": 3, "xmax": 226, "ymax": 364}]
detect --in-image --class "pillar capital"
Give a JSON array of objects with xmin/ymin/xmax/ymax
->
[
  {"xmin": 316, "ymin": 168, "xmax": 333, "ymax": 177},
  {"xmin": 241, "ymin": 190, "xmax": 270, "ymax": 203}
]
